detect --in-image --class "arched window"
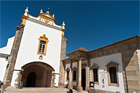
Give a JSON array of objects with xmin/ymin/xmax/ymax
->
[
  {"xmin": 67, "ymin": 71, "xmax": 69, "ymax": 81},
  {"xmin": 109, "ymin": 67, "xmax": 117, "ymax": 83},
  {"xmin": 37, "ymin": 34, "xmax": 49, "ymax": 56},
  {"xmin": 66, "ymin": 68, "xmax": 70, "ymax": 81},
  {"xmin": 90, "ymin": 63, "xmax": 99, "ymax": 84},
  {"xmin": 106, "ymin": 61, "xmax": 119, "ymax": 86},
  {"xmin": 72, "ymin": 67, "xmax": 77, "ymax": 81},
  {"xmin": 93, "ymin": 68, "xmax": 98, "ymax": 82}
]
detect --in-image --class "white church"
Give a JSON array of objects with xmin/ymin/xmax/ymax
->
[{"xmin": 0, "ymin": 7, "xmax": 140, "ymax": 93}]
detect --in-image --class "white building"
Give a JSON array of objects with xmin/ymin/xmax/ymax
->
[
  {"xmin": 0, "ymin": 7, "xmax": 140, "ymax": 93},
  {"xmin": 0, "ymin": 7, "xmax": 67, "ymax": 87}
]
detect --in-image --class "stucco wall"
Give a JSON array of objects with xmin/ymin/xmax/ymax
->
[
  {"xmin": 11, "ymin": 19, "xmax": 62, "ymax": 86},
  {"xmin": 0, "ymin": 36, "xmax": 14, "ymax": 54},
  {"xmin": 0, "ymin": 57, "xmax": 7, "ymax": 81},
  {"xmin": 90, "ymin": 53, "xmax": 125, "ymax": 93},
  {"xmin": 0, "ymin": 37, "xmax": 14, "ymax": 81}
]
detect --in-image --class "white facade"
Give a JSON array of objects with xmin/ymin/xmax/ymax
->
[
  {"xmin": 64, "ymin": 53, "xmax": 125, "ymax": 93},
  {"xmin": 11, "ymin": 19, "xmax": 62, "ymax": 86},
  {"xmin": 0, "ymin": 37, "xmax": 14, "ymax": 81},
  {"xmin": 90, "ymin": 53, "xmax": 125, "ymax": 93},
  {"xmin": 0, "ymin": 8, "xmax": 65, "ymax": 87}
]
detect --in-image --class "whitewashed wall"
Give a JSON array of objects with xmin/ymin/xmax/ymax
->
[
  {"xmin": 90, "ymin": 53, "xmax": 125, "ymax": 93},
  {"xmin": 0, "ymin": 57, "xmax": 7, "ymax": 81},
  {"xmin": 72, "ymin": 62, "xmax": 77, "ymax": 86},
  {"xmin": 65, "ymin": 63, "xmax": 70, "ymax": 85},
  {"xmin": 0, "ymin": 37, "xmax": 14, "ymax": 81},
  {"xmin": 11, "ymin": 19, "xmax": 62, "ymax": 86},
  {"xmin": 0, "ymin": 37, "xmax": 14, "ymax": 54},
  {"xmin": 72, "ymin": 62, "xmax": 77, "ymax": 68},
  {"xmin": 65, "ymin": 62, "xmax": 78, "ymax": 86}
]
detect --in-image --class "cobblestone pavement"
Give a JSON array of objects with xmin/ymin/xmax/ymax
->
[{"xmin": 4, "ymin": 87, "xmax": 88, "ymax": 93}]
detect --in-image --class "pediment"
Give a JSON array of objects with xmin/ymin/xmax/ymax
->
[
  {"xmin": 39, "ymin": 13, "xmax": 54, "ymax": 21},
  {"xmin": 72, "ymin": 67, "xmax": 77, "ymax": 70},
  {"xmin": 90, "ymin": 63, "xmax": 99, "ymax": 69},
  {"xmin": 106, "ymin": 61, "xmax": 119, "ymax": 67},
  {"xmin": 66, "ymin": 68, "xmax": 70, "ymax": 71}
]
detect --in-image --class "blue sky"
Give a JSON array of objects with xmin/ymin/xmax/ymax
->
[{"xmin": 0, "ymin": 1, "xmax": 139, "ymax": 54}]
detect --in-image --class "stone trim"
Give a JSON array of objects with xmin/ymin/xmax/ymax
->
[
  {"xmin": 28, "ymin": 17, "xmax": 62, "ymax": 31},
  {"xmin": 89, "ymin": 88, "xmax": 120, "ymax": 93},
  {"xmin": 106, "ymin": 61, "xmax": 119, "ymax": 87},
  {"xmin": 66, "ymin": 68, "xmax": 70, "ymax": 71},
  {"xmin": 90, "ymin": 63, "xmax": 99, "ymax": 69},
  {"xmin": 89, "ymin": 36, "xmax": 139, "ymax": 54},
  {"xmin": 0, "ymin": 53, "xmax": 9, "ymax": 57},
  {"xmin": 90, "ymin": 63, "xmax": 99, "ymax": 84},
  {"xmin": 3, "ymin": 24, "xmax": 25, "ymax": 86},
  {"xmin": 58, "ymin": 36, "xmax": 67, "ymax": 87}
]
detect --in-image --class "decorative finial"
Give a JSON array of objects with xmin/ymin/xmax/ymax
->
[
  {"xmin": 24, "ymin": 7, "xmax": 28, "ymax": 16},
  {"xmin": 62, "ymin": 21, "xmax": 65, "ymax": 29},
  {"xmin": 40, "ymin": 9, "xmax": 43, "ymax": 13},
  {"xmin": 52, "ymin": 14, "xmax": 55, "ymax": 18},
  {"xmin": 47, "ymin": 7, "xmax": 50, "ymax": 13}
]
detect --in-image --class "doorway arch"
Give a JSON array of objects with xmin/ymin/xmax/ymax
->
[
  {"xmin": 26, "ymin": 72, "xmax": 36, "ymax": 87},
  {"xmin": 21, "ymin": 62, "xmax": 55, "ymax": 87}
]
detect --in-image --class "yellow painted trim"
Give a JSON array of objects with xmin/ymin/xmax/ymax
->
[
  {"xmin": 21, "ymin": 15, "xmax": 29, "ymax": 25},
  {"xmin": 40, "ymin": 13, "xmax": 53, "ymax": 18},
  {"xmin": 39, "ymin": 13, "xmax": 55, "ymax": 21},
  {"xmin": 39, "ymin": 16, "xmax": 41, "ymax": 21},
  {"xmin": 37, "ymin": 34, "xmax": 49, "ymax": 56},
  {"xmin": 62, "ymin": 29, "xmax": 66, "ymax": 36},
  {"xmin": 52, "ymin": 21, "xmax": 54, "ymax": 25},
  {"xmin": 29, "ymin": 14, "xmax": 39, "ymax": 18},
  {"xmin": 54, "ymin": 24, "xmax": 62, "ymax": 27}
]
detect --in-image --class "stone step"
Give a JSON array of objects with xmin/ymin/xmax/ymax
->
[{"xmin": 4, "ymin": 87, "xmax": 88, "ymax": 93}]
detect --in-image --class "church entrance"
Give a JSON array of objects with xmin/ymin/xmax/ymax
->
[
  {"xmin": 26, "ymin": 72, "xmax": 36, "ymax": 87},
  {"xmin": 82, "ymin": 69, "xmax": 86, "ymax": 90},
  {"xmin": 21, "ymin": 62, "xmax": 55, "ymax": 87}
]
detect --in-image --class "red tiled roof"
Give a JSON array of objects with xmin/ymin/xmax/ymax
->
[
  {"xmin": 73, "ymin": 47, "xmax": 89, "ymax": 52},
  {"xmin": 67, "ymin": 47, "xmax": 89, "ymax": 56}
]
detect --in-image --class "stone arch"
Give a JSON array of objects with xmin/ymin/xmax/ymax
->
[{"xmin": 21, "ymin": 62, "xmax": 55, "ymax": 87}]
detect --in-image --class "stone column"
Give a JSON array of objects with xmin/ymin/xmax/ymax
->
[
  {"xmin": 51, "ymin": 71, "xmax": 55, "ymax": 87},
  {"xmin": 85, "ymin": 59, "xmax": 90, "ymax": 91},
  {"xmin": 77, "ymin": 59, "xmax": 83, "ymax": 92},
  {"xmin": 68, "ymin": 60, "xmax": 73, "ymax": 89},
  {"xmin": 85, "ymin": 66, "xmax": 89, "ymax": 91},
  {"xmin": 58, "ymin": 36, "xmax": 67, "ymax": 87}
]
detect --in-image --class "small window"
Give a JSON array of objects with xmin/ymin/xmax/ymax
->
[
  {"xmin": 106, "ymin": 61, "xmax": 119, "ymax": 86},
  {"xmin": 90, "ymin": 63, "xmax": 99, "ymax": 84},
  {"xmin": 109, "ymin": 67, "xmax": 117, "ymax": 83},
  {"xmin": 93, "ymin": 68, "xmax": 98, "ymax": 82},
  {"xmin": 39, "ymin": 41, "xmax": 46, "ymax": 53},
  {"xmin": 67, "ymin": 71, "xmax": 69, "ymax": 81},
  {"xmin": 73, "ymin": 70, "xmax": 76, "ymax": 81},
  {"xmin": 37, "ymin": 34, "xmax": 49, "ymax": 56}
]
